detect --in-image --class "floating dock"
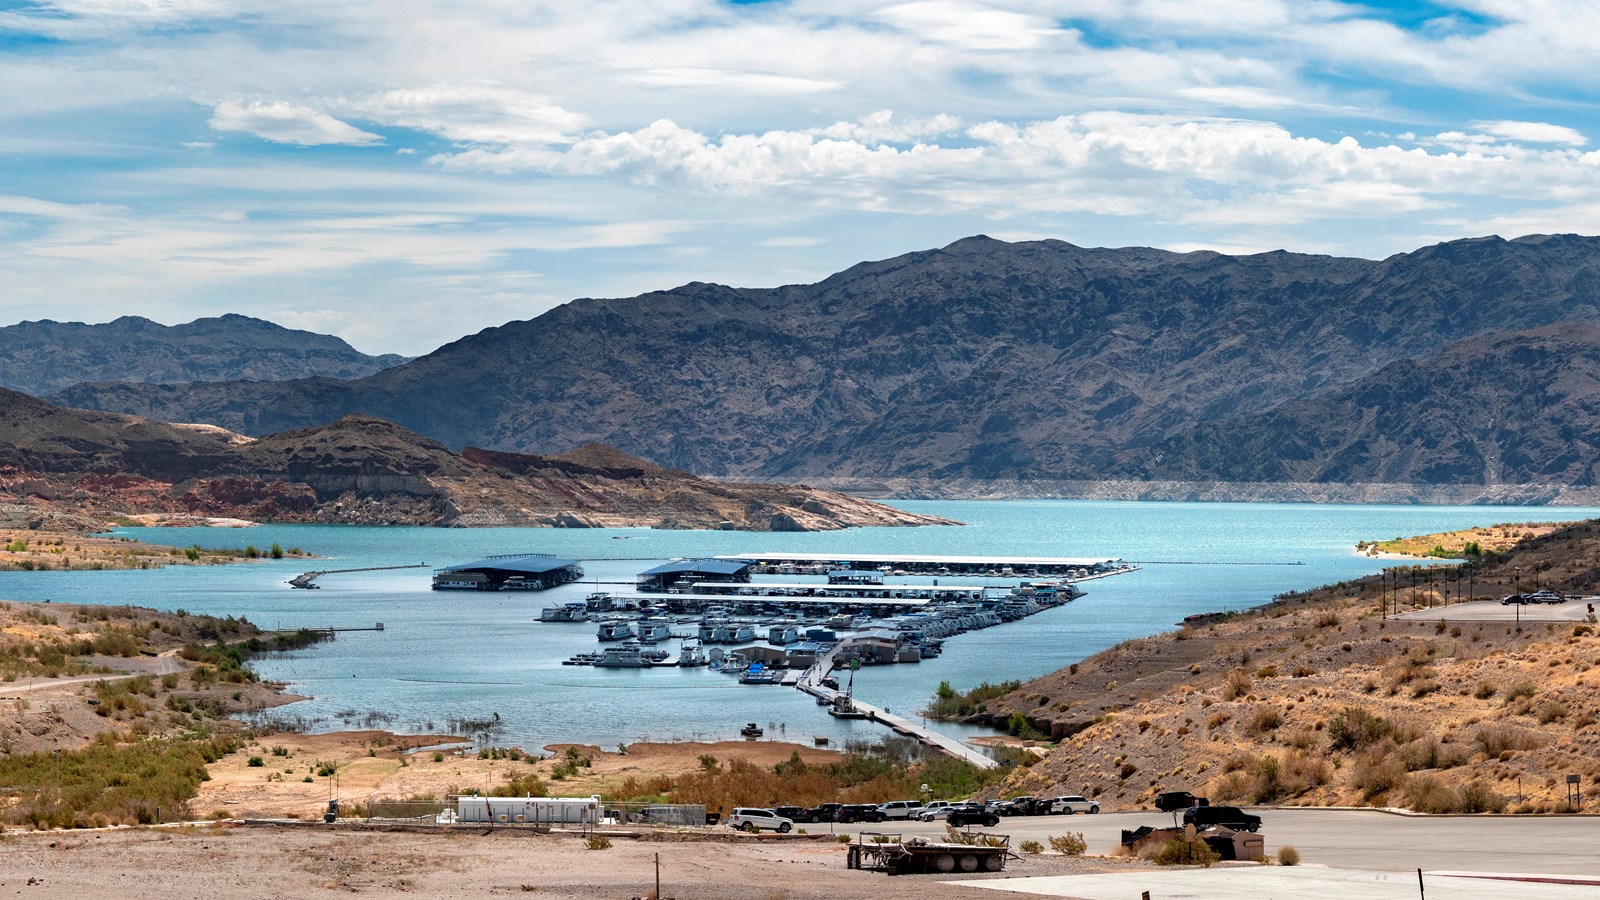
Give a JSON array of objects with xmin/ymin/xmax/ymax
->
[{"xmin": 715, "ymin": 552, "xmax": 1126, "ymax": 578}]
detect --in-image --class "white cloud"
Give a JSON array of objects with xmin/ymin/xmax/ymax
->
[
  {"xmin": 874, "ymin": 1, "xmax": 1062, "ymax": 51},
  {"xmin": 338, "ymin": 86, "xmax": 587, "ymax": 147},
  {"xmin": 208, "ymin": 100, "xmax": 383, "ymax": 147},
  {"xmin": 1477, "ymin": 120, "xmax": 1587, "ymax": 146},
  {"xmin": 759, "ymin": 236, "xmax": 827, "ymax": 248}
]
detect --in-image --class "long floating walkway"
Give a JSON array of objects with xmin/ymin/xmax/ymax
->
[{"xmin": 796, "ymin": 644, "xmax": 998, "ymax": 770}]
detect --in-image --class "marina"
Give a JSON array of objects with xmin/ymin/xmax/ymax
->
[{"xmin": 6, "ymin": 498, "xmax": 1589, "ymax": 755}]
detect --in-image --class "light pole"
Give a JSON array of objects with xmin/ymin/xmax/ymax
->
[{"xmin": 1514, "ymin": 567, "xmax": 1522, "ymax": 634}]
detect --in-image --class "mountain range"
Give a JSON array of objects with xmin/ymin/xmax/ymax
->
[
  {"xmin": 0, "ymin": 314, "xmax": 406, "ymax": 396},
  {"xmin": 44, "ymin": 233, "xmax": 1600, "ymax": 494},
  {"xmin": 0, "ymin": 388, "xmax": 948, "ymax": 529}
]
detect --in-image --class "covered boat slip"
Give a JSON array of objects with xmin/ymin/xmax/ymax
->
[
  {"xmin": 690, "ymin": 581, "xmax": 989, "ymax": 600},
  {"xmin": 604, "ymin": 590, "xmax": 937, "ymax": 614},
  {"xmin": 431, "ymin": 553, "xmax": 584, "ymax": 591},
  {"xmin": 715, "ymin": 551, "xmax": 1125, "ymax": 577}
]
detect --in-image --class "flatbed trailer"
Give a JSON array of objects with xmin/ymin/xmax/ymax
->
[{"xmin": 846, "ymin": 832, "xmax": 1014, "ymax": 875}]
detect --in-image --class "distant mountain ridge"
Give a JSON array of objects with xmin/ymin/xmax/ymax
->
[
  {"xmin": 46, "ymin": 233, "xmax": 1600, "ymax": 491},
  {"xmin": 0, "ymin": 314, "xmax": 406, "ymax": 396},
  {"xmin": 0, "ymin": 388, "xmax": 948, "ymax": 530}
]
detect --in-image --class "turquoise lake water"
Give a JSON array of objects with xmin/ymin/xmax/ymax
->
[{"xmin": 1, "ymin": 500, "xmax": 1592, "ymax": 751}]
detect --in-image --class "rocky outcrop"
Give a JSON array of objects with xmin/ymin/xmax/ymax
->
[{"xmin": 0, "ymin": 395, "xmax": 953, "ymax": 530}]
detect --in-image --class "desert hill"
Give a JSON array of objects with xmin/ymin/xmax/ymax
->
[
  {"xmin": 0, "ymin": 314, "xmax": 406, "ymax": 396},
  {"xmin": 971, "ymin": 520, "xmax": 1600, "ymax": 814},
  {"xmin": 0, "ymin": 393, "xmax": 948, "ymax": 530},
  {"xmin": 51, "ymin": 234, "xmax": 1600, "ymax": 494}
]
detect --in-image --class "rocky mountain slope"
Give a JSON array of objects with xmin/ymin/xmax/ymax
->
[
  {"xmin": 0, "ymin": 314, "xmax": 406, "ymax": 396},
  {"xmin": 49, "ymin": 234, "xmax": 1600, "ymax": 488},
  {"xmin": 0, "ymin": 390, "xmax": 949, "ymax": 529},
  {"xmin": 972, "ymin": 520, "xmax": 1600, "ymax": 814}
]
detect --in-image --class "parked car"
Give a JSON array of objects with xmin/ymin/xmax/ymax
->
[
  {"xmin": 804, "ymin": 802, "xmax": 846, "ymax": 823},
  {"xmin": 1003, "ymin": 795, "xmax": 1045, "ymax": 816},
  {"xmin": 772, "ymin": 806, "xmax": 810, "ymax": 823},
  {"xmin": 946, "ymin": 804, "xmax": 1000, "ymax": 827},
  {"xmin": 1049, "ymin": 795, "xmax": 1100, "ymax": 815},
  {"xmin": 1154, "ymin": 791, "xmax": 1206, "ymax": 812},
  {"xmin": 840, "ymin": 803, "xmax": 887, "ymax": 823},
  {"xmin": 877, "ymin": 800, "xmax": 921, "ymax": 820},
  {"xmin": 914, "ymin": 801, "xmax": 956, "ymax": 822},
  {"xmin": 1527, "ymin": 590, "xmax": 1566, "ymax": 604},
  {"xmin": 1183, "ymin": 805, "xmax": 1261, "ymax": 832},
  {"xmin": 728, "ymin": 808, "xmax": 794, "ymax": 833}
]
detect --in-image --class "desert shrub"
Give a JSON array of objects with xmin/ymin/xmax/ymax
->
[
  {"xmin": 1472, "ymin": 724, "xmax": 1545, "ymax": 757},
  {"xmin": 1278, "ymin": 845, "xmax": 1301, "ymax": 866},
  {"xmin": 1459, "ymin": 781, "xmax": 1508, "ymax": 813},
  {"xmin": 1148, "ymin": 834, "xmax": 1220, "ymax": 867},
  {"xmin": 1404, "ymin": 774, "xmax": 1460, "ymax": 813},
  {"xmin": 1248, "ymin": 706, "xmax": 1284, "ymax": 736},
  {"xmin": 1473, "ymin": 681, "xmax": 1496, "ymax": 700},
  {"xmin": 1207, "ymin": 711, "xmax": 1232, "ymax": 730},
  {"xmin": 1220, "ymin": 669, "xmax": 1252, "ymax": 701},
  {"xmin": 1328, "ymin": 707, "xmax": 1391, "ymax": 752},
  {"xmin": 584, "ymin": 834, "xmax": 612, "ymax": 850},
  {"xmin": 1351, "ymin": 752, "xmax": 1407, "ymax": 801},
  {"xmin": 1503, "ymin": 681, "xmax": 1537, "ymax": 703},
  {"xmin": 1019, "ymin": 839, "xmax": 1043, "ymax": 854},
  {"xmin": 247, "ymin": 756, "xmax": 264, "ymax": 768},
  {"xmin": 1398, "ymin": 737, "xmax": 1466, "ymax": 772},
  {"xmin": 1536, "ymin": 701, "xmax": 1569, "ymax": 724},
  {"xmin": 1048, "ymin": 832, "xmax": 1086, "ymax": 856}
]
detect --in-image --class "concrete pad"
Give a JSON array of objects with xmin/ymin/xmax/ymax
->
[
  {"xmin": 951, "ymin": 866, "xmax": 1600, "ymax": 899},
  {"xmin": 1393, "ymin": 598, "xmax": 1593, "ymax": 623}
]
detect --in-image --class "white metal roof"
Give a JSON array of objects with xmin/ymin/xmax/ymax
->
[
  {"xmin": 632, "ymin": 591, "xmax": 930, "ymax": 606},
  {"xmin": 693, "ymin": 581, "xmax": 986, "ymax": 594},
  {"xmin": 715, "ymin": 552, "xmax": 1119, "ymax": 567}
]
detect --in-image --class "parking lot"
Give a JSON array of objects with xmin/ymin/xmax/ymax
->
[
  {"xmin": 860, "ymin": 808, "xmax": 1600, "ymax": 877},
  {"xmin": 1395, "ymin": 598, "xmax": 1596, "ymax": 623}
]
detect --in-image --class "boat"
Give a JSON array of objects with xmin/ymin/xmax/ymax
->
[
  {"xmin": 827, "ymin": 695, "xmax": 870, "ymax": 719},
  {"xmin": 593, "ymin": 644, "xmax": 650, "ymax": 668},
  {"xmin": 767, "ymin": 623, "xmax": 802, "ymax": 645},
  {"xmin": 636, "ymin": 619, "xmax": 673, "ymax": 643},
  {"xmin": 678, "ymin": 642, "xmax": 709, "ymax": 667},
  {"xmin": 739, "ymin": 663, "xmax": 780, "ymax": 685},
  {"xmin": 539, "ymin": 601, "xmax": 591, "ymax": 623},
  {"xmin": 740, "ymin": 722, "xmax": 763, "ymax": 737},
  {"xmin": 596, "ymin": 621, "xmax": 635, "ymax": 642}
]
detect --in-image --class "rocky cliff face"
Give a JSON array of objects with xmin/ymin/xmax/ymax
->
[
  {"xmin": 0, "ymin": 314, "xmax": 406, "ymax": 396},
  {"xmin": 0, "ymin": 393, "xmax": 951, "ymax": 530},
  {"xmin": 48, "ymin": 233, "xmax": 1600, "ymax": 490}
]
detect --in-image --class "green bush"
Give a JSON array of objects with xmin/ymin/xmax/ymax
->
[
  {"xmin": 1048, "ymin": 832, "xmax": 1087, "ymax": 856},
  {"xmin": 247, "ymin": 756, "xmax": 264, "ymax": 767}
]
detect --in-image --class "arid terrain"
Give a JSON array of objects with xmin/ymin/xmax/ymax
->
[{"xmin": 973, "ymin": 520, "xmax": 1600, "ymax": 814}]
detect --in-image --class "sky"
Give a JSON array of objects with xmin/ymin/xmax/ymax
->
[{"xmin": 2, "ymin": 1, "xmax": 1599, "ymax": 356}]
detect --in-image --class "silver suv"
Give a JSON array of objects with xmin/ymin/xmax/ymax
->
[
  {"xmin": 1049, "ymin": 795, "xmax": 1100, "ymax": 814},
  {"xmin": 877, "ymin": 800, "xmax": 921, "ymax": 819},
  {"xmin": 727, "ymin": 807, "xmax": 794, "ymax": 833}
]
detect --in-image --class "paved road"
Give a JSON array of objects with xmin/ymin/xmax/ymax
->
[{"xmin": 874, "ymin": 809, "xmax": 1600, "ymax": 876}]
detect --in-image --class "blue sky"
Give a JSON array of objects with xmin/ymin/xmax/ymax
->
[{"xmin": 1, "ymin": 0, "xmax": 1598, "ymax": 355}]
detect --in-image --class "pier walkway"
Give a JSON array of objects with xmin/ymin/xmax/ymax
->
[
  {"xmin": 288, "ymin": 564, "xmax": 427, "ymax": 589},
  {"xmin": 797, "ymin": 643, "xmax": 998, "ymax": 770}
]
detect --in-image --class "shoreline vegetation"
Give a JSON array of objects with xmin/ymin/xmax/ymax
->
[
  {"xmin": 6, "ymin": 517, "xmax": 1600, "ymax": 831},
  {"xmin": 1355, "ymin": 522, "xmax": 1565, "ymax": 559},
  {"xmin": 0, "ymin": 527, "xmax": 310, "ymax": 572}
]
